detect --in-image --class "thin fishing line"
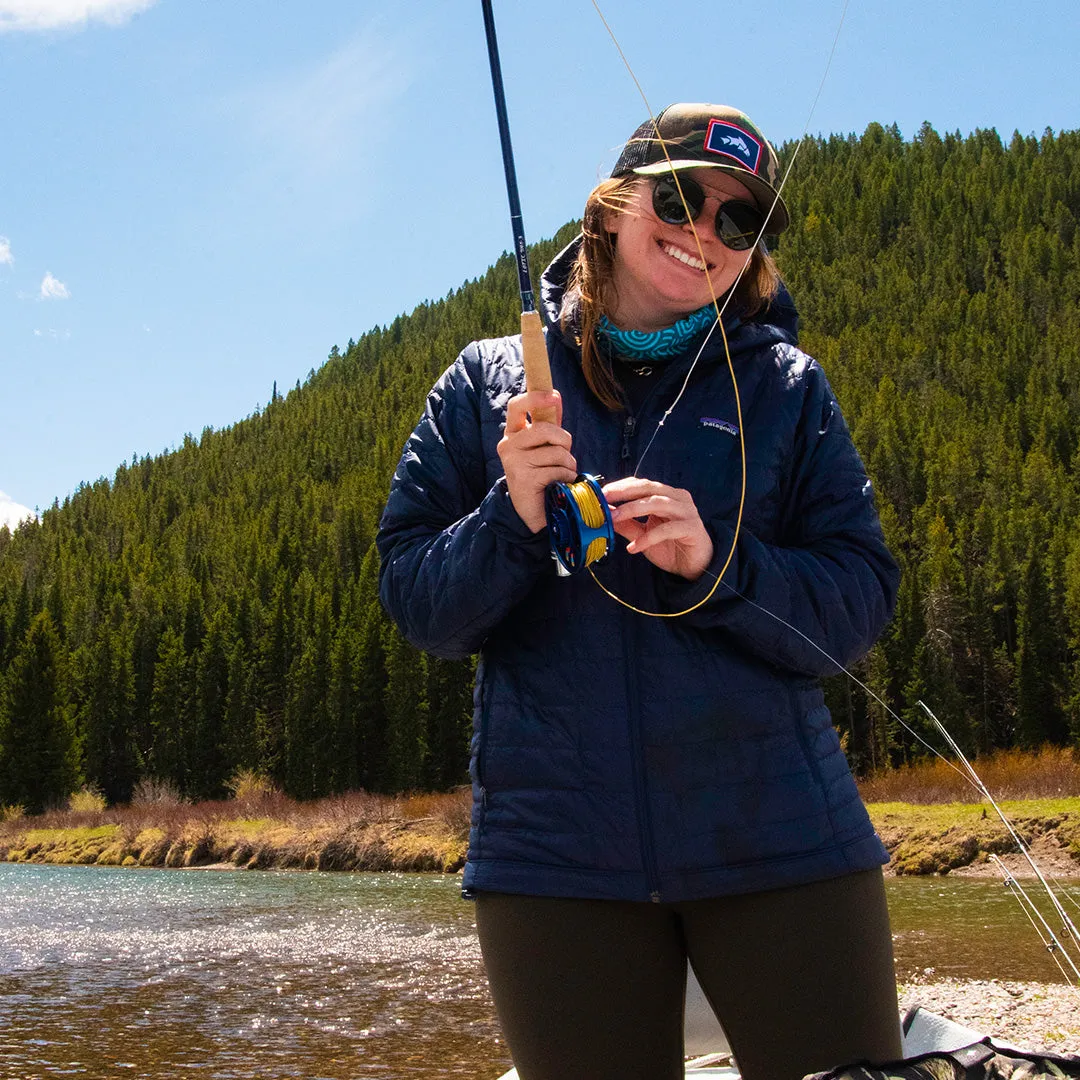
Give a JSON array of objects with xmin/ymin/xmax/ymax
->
[
  {"xmin": 993, "ymin": 855, "xmax": 1071, "ymax": 984},
  {"xmin": 922, "ymin": 702, "xmax": 1080, "ymax": 957},
  {"xmin": 711, "ymin": 574, "xmax": 1080, "ymax": 973},
  {"xmin": 630, "ymin": 0, "xmax": 851, "ymax": 478},
  {"xmin": 993, "ymin": 859, "xmax": 1080, "ymax": 980},
  {"xmin": 587, "ymin": 1, "xmax": 1072, "ymax": 973},
  {"xmin": 715, "ymin": 579, "xmax": 979, "ymax": 784},
  {"xmin": 992, "ymin": 856, "xmax": 1080, "ymax": 984},
  {"xmin": 585, "ymin": 0, "xmax": 850, "ymax": 618}
]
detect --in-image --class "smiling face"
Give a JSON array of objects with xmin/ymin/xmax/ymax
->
[{"xmin": 603, "ymin": 167, "xmax": 757, "ymax": 332}]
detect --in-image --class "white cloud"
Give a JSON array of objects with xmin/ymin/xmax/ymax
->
[
  {"xmin": 39, "ymin": 271, "xmax": 69, "ymax": 300},
  {"xmin": 0, "ymin": 491, "xmax": 35, "ymax": 531},
  {"xmin": 0, "ymin": 235, "xmax": 12, "ymax": 266},
  {"xmin": 0, "ymin": 0, "xmax": 157, "ymax": 32},
  {"xmin": 245, "ymin": 31, "xmax": 408, "ymax": 178}
]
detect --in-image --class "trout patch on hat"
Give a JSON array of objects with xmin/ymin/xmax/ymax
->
[{"xmin": 704, "ymin": 119, "xmax": 763, "ymax": 174}]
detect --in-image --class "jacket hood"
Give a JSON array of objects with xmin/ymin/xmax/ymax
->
[{"xmin": 539, "ymin": 234, "xmax": 800, "ymax": 360}]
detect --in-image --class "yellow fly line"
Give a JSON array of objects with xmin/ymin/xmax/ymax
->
[{"xmin": 581, "ymin": 0, "xmax": 850, "ymax": 618}]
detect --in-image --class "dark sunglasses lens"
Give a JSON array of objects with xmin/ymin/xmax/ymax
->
[
  {"xmin": 716, "ymin": 202, "xmax": 762, "ymax": 251},
  {"xmin": 651, "ymin": 175, "xmax": 703, "ymax": 224}
]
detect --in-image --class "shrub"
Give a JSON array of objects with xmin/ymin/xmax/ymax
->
[
  {"xmin": 858, "ymin": 746, "xmax": 1080, "ymax": 804},
  {"xmin": 226, "ymin": 768, "xmax": 279, "ymax": 803},
  {"xmin": 1, "ymin": 804, "xmax": 26, "ymax": 823},
  {"xmin": 400, "ymin": 788, "xmax": 472, "ymax": 835},
  {"xmin": 131, "ymin": 776, "xmax": 186, "ymax": 806},
  {"xmin": 68, "ymin": 786, "xmax": 107, "ymax": 813}
]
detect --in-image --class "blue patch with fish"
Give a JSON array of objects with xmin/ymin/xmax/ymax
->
[{"xmin": 704, "ymin": 120, "xmax": 763, "ymax": 173}]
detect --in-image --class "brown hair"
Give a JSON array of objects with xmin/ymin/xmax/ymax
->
[{"xmin": 560, "ymin": 176, "xmax": 783, "ymax": 411}]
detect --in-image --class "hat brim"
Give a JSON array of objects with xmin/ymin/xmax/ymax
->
[{"xmin": 630, "ymin": 159, "xmax": 790, "ymax": 235}]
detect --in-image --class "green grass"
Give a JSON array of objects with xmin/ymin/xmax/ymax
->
[
  {"xmin": 867, "ymin": 797, "xmax": 1080, "ymax": 874},
  {"xmin": 868, "ymin": 797, "xmax": 1080, "ymax": 821},
  {"xmin": 20, "ymin": 824, "xmax": 121, "ymax": 844}
]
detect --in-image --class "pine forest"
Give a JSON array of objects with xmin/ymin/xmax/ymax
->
[{"xmin": 1, "ymin": 121, "xmax": 1079, "ymax": 812}]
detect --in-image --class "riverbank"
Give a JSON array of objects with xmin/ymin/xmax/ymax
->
[
  {"xmin": 868, "ymin": 799, "xmax": 1080, "ymax": 877},
  {"xmin": 897, "ymin": 979, "xmax": 1080, "ymax": 1055},
  {"xmin": 3, "ymin": 794, "xmax": 1080, "ymax": 877},
  {"xmin": 0, "ymin": 789, "xmax": 470, "ymax": 873}
]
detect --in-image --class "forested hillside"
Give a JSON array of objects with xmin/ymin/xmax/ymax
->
[{"xmin": 1, "ymin": 122, "xmax": 1078, "ymax": 811}]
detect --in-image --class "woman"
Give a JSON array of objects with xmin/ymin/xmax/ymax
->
[{"xmin": 377, "ymin": 104, "xmax": 902, "ymax": 1080}]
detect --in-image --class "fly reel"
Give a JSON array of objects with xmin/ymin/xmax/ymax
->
[{"xmin": 545, "ymin": 474, "xmax": 615, "ymax": 577}]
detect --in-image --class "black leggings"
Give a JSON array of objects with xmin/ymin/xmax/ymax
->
[{"xmin": 475, "ymin": 869, "xmax": 901, "ymax": 1080}]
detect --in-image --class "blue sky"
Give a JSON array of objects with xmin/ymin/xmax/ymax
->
[{"xmin": 1, "ymin": 0, "xmax": 1076, "ymax": 528}]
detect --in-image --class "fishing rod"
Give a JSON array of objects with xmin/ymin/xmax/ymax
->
[
  {"xmin": 479, "ymin": 0, "xmax": 614, "ymax": 576},
  {"xmin": 482, "ymin": 2, "xmax": 1077, "ymax": 979}
]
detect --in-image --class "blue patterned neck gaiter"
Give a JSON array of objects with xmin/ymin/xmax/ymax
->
[{"xmin": 597, "ymin": 304, "xmax": 718, "ymax": 361}]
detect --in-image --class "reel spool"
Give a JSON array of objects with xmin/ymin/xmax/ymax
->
[{"xmin": 545, "ymin": 474, "xmax": 615, "ymax": 577}]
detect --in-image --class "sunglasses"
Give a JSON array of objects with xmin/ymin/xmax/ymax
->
[{"xmin": 650, "ymin": 174, "xmax": 764, "ymax": 252}]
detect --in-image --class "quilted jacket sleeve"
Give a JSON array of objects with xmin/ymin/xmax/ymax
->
[
  {"xmin": 654, "ymin": 359, "xmax": 899, "ymax": 677},
  {"xmin": 376, "ymin": 344, "xmax": 552, "ymax": 660}
]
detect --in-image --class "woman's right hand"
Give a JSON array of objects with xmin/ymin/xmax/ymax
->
[{"xmin": 498, "ymin": 390, "xmax": 577, "ymax": 533}]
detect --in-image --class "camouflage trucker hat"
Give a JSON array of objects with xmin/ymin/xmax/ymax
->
[{"xmin": 610, "ymin": 103, "xmax": 789, "ymax": 235}]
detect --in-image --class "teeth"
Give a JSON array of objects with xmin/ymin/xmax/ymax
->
[{"xmin": 663, "ymin": 243, "xmax": 706, "ymax": 271}]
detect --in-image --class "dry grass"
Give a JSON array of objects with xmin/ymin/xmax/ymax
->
[
  {"xmin": 0, "ymin": 786, "xmax": 473, "ymax": 874},
  {"xmin": 857, "ymin": 746, "xmax": 1080, "ymax": 805},
  {"xmin": 14, "ymin": 748, "xmax": 1075, "ymax": 877}
]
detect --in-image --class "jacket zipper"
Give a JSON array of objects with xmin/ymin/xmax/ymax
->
[
  {"xmin": 623, "ymin": 610, "xmax": 662, "ymax": 901},
  {"xmin": 617, "ymin": 415, "xmax": 662, "ymax": 902}
]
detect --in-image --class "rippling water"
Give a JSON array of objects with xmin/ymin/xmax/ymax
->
[
  {"xmin": 0, "ymin": 864, "xmax": 506, "ymax": 1078},
  {"xmin": 887, "ymin": 873, "xmax": 1080, "ymax": 984},
  {"xmin": 2, "ymin": 863, "xmax": 1077, "ymax": 1078}
]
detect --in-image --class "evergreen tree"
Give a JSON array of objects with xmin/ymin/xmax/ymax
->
[
  {"xmin": 1, "ymin": 127, "xmax": 1079, "ymax": 795},
  {"xmin": 424, "ymin": 654, "xmax": 473, "ymax": 789},
  {"xmin": 382, "ymin": 621, "xmax": 427, "ymax": 793},
  {"xmin": 355, "ymin": 548, "xmax": 389, "ymax": 790},
  {"xmin": 148, "ymin": 626, "xmax": 191, "ymax": 792},
  {"xmin": 79, "ymin": 611, "xmax": 139, "ymax": 804},
  {"xmin": 223, "ymin": 637, "xmax": 258, "ymax": 774},
  {"xmin": 189, "ymin": 608, "xmax": 232, "ymax": 799},
  {"xmin": 1015, "ymin": 530, "xmax": 1065, "ymax": 746},
  {"xmin": 0, "ymin": 611, "xmax": 80, "ymax": 812},
  {"xmin": 327, "ymin": 618, "xmax": 360, "ymax": 792}
]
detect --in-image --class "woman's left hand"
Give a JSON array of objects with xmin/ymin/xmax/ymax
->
[{"xmin": 602, "ymin": 477, "xmax": 714, "ymax": 581}]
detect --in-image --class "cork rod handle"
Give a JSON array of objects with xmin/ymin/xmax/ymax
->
[{"xmin": 521, "ymin": 310, "xmax": 557, "ymax": 424}]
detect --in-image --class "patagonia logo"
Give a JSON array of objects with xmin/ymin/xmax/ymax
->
[
  {"xmin": 704, "ymin": 119, "xmax": 763, "ymax": 173},
  {"xmin": 700, "ymin": 416, "xmax": 739, "ymax": 437}
]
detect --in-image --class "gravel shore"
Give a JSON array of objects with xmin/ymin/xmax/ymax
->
[
  {"xmin": 889, "ymin": 830, "xmax": 1080, "ymax": 1055},
  {"xmin": 897, "ymin": 978, "xmax": 1080, "ymax": 1055}
]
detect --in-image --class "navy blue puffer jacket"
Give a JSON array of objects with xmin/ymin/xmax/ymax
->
[{"xmin": 378, "ymin": 239, "xmax": 898, "ymax": 903}]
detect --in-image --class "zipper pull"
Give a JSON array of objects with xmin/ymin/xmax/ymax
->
[{"xmin": 620, "ymin": 415, "xmax": 637, "ymax": 461}]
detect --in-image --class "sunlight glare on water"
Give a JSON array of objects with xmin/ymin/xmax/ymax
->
[
  {"xmin": 0, "ymin": 863, "xmax": 507, "ymax": 1079},
  {"xmin": 2, "ymin": 863, "xmax": 1078, "ymax": 1078}
]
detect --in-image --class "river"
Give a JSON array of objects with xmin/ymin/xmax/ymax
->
[{"xmin": 1, "ymin": 863, "xmax": 1075, "ymax": 1078}]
